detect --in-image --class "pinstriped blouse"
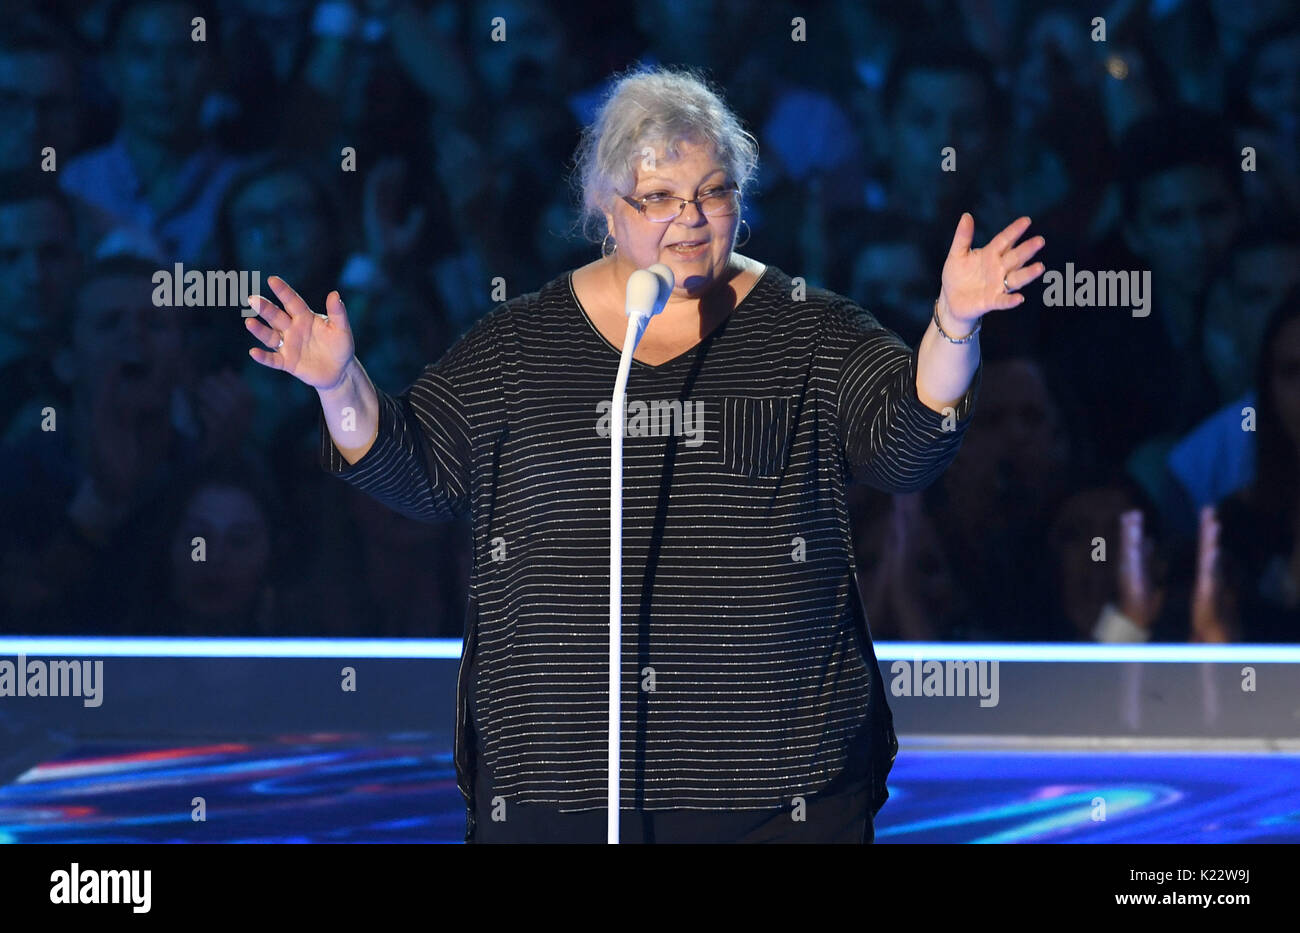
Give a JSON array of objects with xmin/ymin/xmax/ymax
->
[{"xmin": 319, "ymin": 264, "xmax": 981, "ymax": 822}]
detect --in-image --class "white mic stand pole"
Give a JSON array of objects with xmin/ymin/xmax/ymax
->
[{"xmin": 609, "ymin": 263, "xmax": 673, "ymax": 844}]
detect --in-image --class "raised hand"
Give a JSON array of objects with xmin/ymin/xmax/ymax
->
[
  {"xmin": 1116, "ymin": 509, "xmax": 1164, "ymax": 629},
  {"xmin": 1191, "ymin": 504, "xmax": 1234, "ymax": 643},
  {"xmin": 939, "ymin": 213, "xmax": 1046, "ymax": 329},
  {"xmin": 245, "ymin": 276, "xmax": 356, "ymax": 391},
  {"xmin": 885, "ymin": 492, "xmax": 939, "ymax": 640},
  {"xmin": 85, "ymin": 362, "xmax": 169, "ymax": 506},
  {"xmin": 195, "ymin": 367, "xmax": 254, "ymax": 458},
  {"xmin": 365, "ymin": 157, "xmax": 426, "ymax": 264}
]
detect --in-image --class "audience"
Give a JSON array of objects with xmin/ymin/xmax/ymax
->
[{"xmin": 1, "ymin": 0, "xmax": 1295, "ymax": 643}]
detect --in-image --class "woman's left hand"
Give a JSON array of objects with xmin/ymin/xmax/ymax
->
[
  {"xmin": 365, "ymin": 157, "xmax": 427, "ymax": 266},
  {"xmin": 938, "ymin": 213, "xmax": 1046, "ymax": 327}
]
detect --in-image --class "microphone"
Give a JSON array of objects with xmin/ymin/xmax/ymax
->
[
  {"xmin": 607, "ymin": 260, "xmax": 674, "ymax": 844},
  {"xmin": 625, "ymin": 263, "xmax": 675, "ymax": 330}
]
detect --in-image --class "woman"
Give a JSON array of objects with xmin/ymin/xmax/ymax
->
[
  {"xmin": 127, "ymin": 457, "xmax": 282, "ymax": 637},
  {"xmin": 244, "ymin": 67, "xmax": 1044, "ymax": 843},
  {"xmin": 1202, "ymin": 289, "xmax": 1300, "ymax": 643}
]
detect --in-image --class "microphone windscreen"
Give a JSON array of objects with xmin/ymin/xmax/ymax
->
[
  {"xmin": 647, "ymin": 263, "xmax": 675, "ymax": 303},
  {"xmin": 625, "ymin": 268, "xmax": 661, "ymax": 319}
]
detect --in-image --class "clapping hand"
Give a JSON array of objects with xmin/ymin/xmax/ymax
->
[
  {"xmin": 1115, "ymin": 509, "xmax": 1165, "ymax": 630},
  {"xmin": 1192, "ymin": 505, "xmax": 1234, "ymax": 642}
]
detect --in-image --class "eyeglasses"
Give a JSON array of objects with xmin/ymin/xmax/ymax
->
[{"xmin": 621, "ymin": 183, "xmax": 740, "ymax": 223}]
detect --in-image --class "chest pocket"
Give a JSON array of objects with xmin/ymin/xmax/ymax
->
[{"xmin": 716, "ymin": 396, "xmax": 795, "ymax": 478}]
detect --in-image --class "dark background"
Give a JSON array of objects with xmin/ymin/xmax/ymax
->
[{"xmin": 1, "ymin": 0, "xmax": 1297, "ymax": 643}]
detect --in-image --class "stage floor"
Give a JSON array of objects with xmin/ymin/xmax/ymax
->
[{"xmin": 3, "ymin": 732, "xmax": 1296, "ymax": 843}]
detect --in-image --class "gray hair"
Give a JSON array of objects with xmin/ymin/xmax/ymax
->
[{"xmin": 572, "ymin": 66, "xmax": 759, "ymax": 241}]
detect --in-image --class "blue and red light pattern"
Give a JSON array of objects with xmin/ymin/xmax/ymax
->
[
  {"xmin": 0, "ymin": 732, "xmax": 465, "ymax": 843},
  {"xmin": 2, "ymin": 734, "xmax": 1297, "ymax": 843}
]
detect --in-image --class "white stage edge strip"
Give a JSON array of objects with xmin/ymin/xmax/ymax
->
[
  {"xmin": 1, "ymin": 638, "xmax": 1298, "ymax": 662},
  {"xmin": 0, "ymin": 637, "xmax": 463, "ymax": 658},
  {"xmin": 901, "ymin": 734, "xmax": 1300, "ymax": 753},
  {"xmin": 872, "ymin": 642, "xmax": 1300, "ymax": 662}
]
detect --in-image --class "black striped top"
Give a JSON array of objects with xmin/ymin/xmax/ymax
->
[{"xmin": 319, "ymin": 264, "xmax": 981, "ymax": 818}]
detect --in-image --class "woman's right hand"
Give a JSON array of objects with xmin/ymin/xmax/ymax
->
[
  {"xmin": 1191, "ymin": 504, "xmax": 1234, "ymax": 643},
  {"xmin": 1116, "ymin": 509, "xmax": 1164, "ymax": 630},
  {"xmin": 245, "ymin": 276, "xmax": 356, "ymax": 392}
]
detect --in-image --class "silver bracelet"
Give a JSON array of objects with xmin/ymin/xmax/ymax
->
[{"xmin": 932, "ymin": 299, "xmax": 981, "ymax": 344}]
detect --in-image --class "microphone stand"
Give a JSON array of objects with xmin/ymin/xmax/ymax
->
[{"xmin": 608, "ymin": 265, "xmax": 672, "ymax": 844}]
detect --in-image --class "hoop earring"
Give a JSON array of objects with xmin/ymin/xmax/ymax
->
[
  {"xmin": 734, "ymin": 218, "xmax": 751, "ymax": 249},
  {"xmin": 602, "ymin": 232, "xmax": 617, "ymax": 257}
]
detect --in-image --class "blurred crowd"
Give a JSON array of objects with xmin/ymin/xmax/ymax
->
[{"xmin": 0, "ymin": 0, "xmax": 1296, "ymax": 642}]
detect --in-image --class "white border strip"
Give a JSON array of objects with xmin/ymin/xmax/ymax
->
[
  {"xmin": 0, "ymin": 638, "xmax": 1296, "ymax": 662},
  {"xmin": 902, "ymin": 734, "xmax": 1300, "ymax": 753},
  {"xmin": 874, "ymin": 642, "xmax": 1300, "ymax": 662},
  {"xmin": 0, "ymin": 637, "xmax": 463, "ymax": 658}
]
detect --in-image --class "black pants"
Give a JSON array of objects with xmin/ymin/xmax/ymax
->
[{"xmin": 469, "ymin": 757, "xmax": 874, "ymax": 844}]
